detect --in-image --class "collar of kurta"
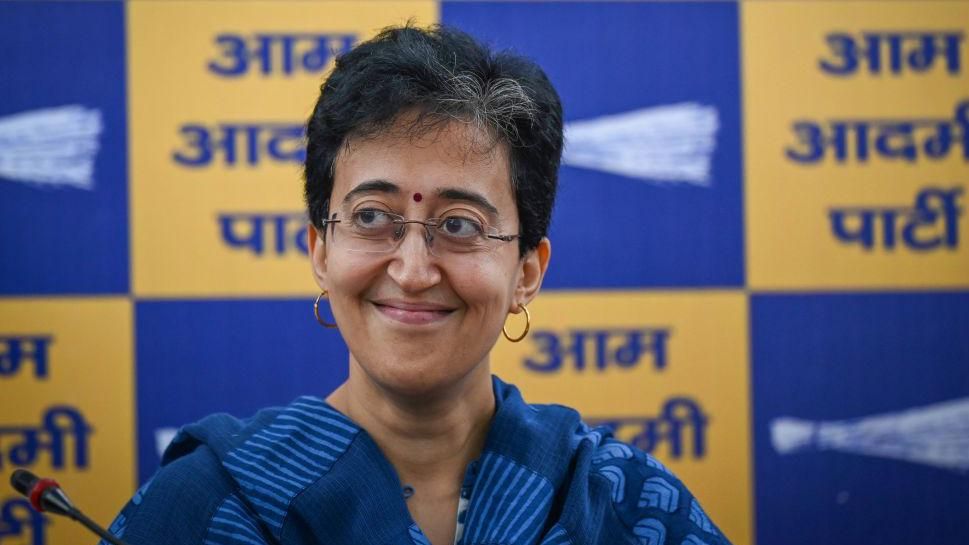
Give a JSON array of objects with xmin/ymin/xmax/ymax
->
[{"xmin": 171, "ymin": 375, "xmax": 604, "ymax": 545}]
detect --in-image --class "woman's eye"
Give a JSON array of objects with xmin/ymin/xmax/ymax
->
[
  {"xmin": 352, "ymin": 209, "xmax": 392, "ymax": 228},
  {"xmin": 440, "ymin": 216, "xmax": 483, "ymax": 238}
]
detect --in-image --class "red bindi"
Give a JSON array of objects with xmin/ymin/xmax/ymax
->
[{"xmin": 413, "ymin": 193, "xmax": 423, "ymax": 202}]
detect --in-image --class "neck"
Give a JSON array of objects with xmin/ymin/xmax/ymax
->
[{"xmin": 326, "ymin": 359, "xmax": 496, "ymax": 496}]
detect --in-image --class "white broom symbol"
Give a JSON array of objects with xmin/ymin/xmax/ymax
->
[
  {"xmin": 562, "ymin": 102, "xmax": 719, "ymax": 186},
  {"xmin": 0, "ymin": 105, "xmax": 103, "ymax": 190},
  {"xmin": 770, "ymin": 397, "xmax": 969, "ymax": 472}
]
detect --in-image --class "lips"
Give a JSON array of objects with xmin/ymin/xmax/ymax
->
[{"xmin": 372, "ymin": 299, "xmax": 456, "ymax": 325}]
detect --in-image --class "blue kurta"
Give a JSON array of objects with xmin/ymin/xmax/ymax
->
[{"xmin": 101, "ymin": 377, "xmax": 732, "ymax": 545}]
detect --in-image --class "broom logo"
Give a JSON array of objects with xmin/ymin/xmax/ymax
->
[
  {"xmin": 770, "ymin": 397, "xmax": 969, "ymax": 472},
  {"xmin": 0, "ymin": 105, "xmax": 103, "ymax": 190},
  {"xmin": 563, "ymin": 102, "xmax": 719, "ymax": 186}
]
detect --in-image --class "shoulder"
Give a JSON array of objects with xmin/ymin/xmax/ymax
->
[
  {"xmin": 503, "ymin": 381, "xmax": 732, "ymax": 545},
  {"xmin": 102, "ymin": 397, "xmax": 337, "ymax": 545},
  {"xmin": 102, "ymin": 439, "xmax": 269, "ymax": 545},
  {"xmin": 161, "ymin": 402, "xmax": 287, "ymax": 463},
  {"xmin": 586, "ymin": 437, "xmax": 731, "ymax": 545}
]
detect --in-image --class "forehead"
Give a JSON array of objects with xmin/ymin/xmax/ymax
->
[{"xmin": 331, "ymin": 118, "xmax": 516, "ymax": 214}]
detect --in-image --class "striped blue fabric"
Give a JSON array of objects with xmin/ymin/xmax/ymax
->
[
  {"xmin": 221, "ymin": 396, "xmax": 359, "ymax": 540},
  {"xmin": 538, "ymin": 525, "xmax": 572, "ymax": 545},
  {"xmin": 408, "ymin": 523, "xmax": 433, "ymax": 545},
  {"xmin": 97, "ymin": 477, "xmax": 152, "ymax": 544},
  {"xmin": 104, "ymin": 512, "xmax": 127, "ymax": 541},
  {"xmin": 106, "ymin": 377, "xmax": 732, "ymax": 545},
  {"xmin": 203, "ymin": 495, "xmax": 270, "ymax": 545},
  {"xmin": 461, "ymin": 452, "xmax": 555, "ymax": 545}
]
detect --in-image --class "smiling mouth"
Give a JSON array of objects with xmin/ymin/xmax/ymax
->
[{"xmin": 372, "ymin": 302, "xmax": 455, "ymax": 325}]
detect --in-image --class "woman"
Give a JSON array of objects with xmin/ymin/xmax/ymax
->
[{"xmin": 103, "ymin": 25, "xmax": 732, "ymax": 545}]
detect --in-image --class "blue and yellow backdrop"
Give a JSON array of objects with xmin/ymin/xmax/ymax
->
[{"xmin": 1, "ymin": 1, "xmax": 967, "ymax": 544}]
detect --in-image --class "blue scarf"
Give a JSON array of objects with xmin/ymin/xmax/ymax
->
[{"xmin": 103, "ymin": 377, "xmax": 731, "ymax": 545}]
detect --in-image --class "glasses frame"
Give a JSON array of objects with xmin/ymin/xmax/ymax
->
[{"xmin": 319, "ymin": 209, "xmax": 520, "ymax": 254}]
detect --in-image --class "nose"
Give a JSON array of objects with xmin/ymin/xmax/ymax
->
[{"xmin": 386, "ymin": 223, "xmax": 442, "ymax": 293}]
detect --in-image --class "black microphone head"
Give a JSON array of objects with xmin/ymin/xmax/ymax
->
[{"xmin": 10, "ymin": 468, "xmax": 40, "ymax": 497}]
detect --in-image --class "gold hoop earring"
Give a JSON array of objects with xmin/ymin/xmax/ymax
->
[
  {"xmin": 502, "ymin": 304, "xmax": 530, "ymax": 342},
  {"xmin": 314, "ymin": 291, "xmax": 338, "ymax": 329}
]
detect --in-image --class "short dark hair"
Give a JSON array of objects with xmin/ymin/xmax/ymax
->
[{"xmin": 304, "ymin": 24, "xmax": 564, "ymax": 256}]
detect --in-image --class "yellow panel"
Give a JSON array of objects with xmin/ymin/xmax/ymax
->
[
  {"xmin": 491, "ymin": 290, "xmax": 751, "ymax": 545},
  {"xmin": 743, "ymin": 0, "xmax": 969, "ymax": 290},
  {"xmin": 128, "ymin": 1, "xmax": 439, "ymax": 297},
  {"xmin": 0, "ymin": 298, "xmax": 134, "ymax": 545}
]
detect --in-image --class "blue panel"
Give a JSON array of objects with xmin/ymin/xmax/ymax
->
[
  {"xmin": 0, "ymin": 1, "xmax": 129, "ymax": 294},
  {"xmin": 752, "ymin": 293, "xmax": 969, "ymax": 545},
  {"xmin": 135, "ymin": 299, "xmax": 349, "ymax": 481},
  {"xmin": 443, "ymin": 2, "xmax": 744, "ymax": 288}
]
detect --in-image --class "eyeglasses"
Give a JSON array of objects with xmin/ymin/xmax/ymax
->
[{"xmin": 320, "ymin": 206, "xmax": 519, "ymax": 257}]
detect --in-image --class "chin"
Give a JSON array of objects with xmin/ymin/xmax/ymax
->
[{"xmin": 359, "ymin": 351, "xmax": 486, "ymax": 400}]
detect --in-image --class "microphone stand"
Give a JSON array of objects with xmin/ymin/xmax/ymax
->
[{"xmin": 9, "ymin": 469, "xmax": 132, "ymax": 545}]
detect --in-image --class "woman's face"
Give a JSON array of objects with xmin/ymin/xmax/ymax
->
[{"xmin": 308, "ymin": 118, "xmax": 550, "ymax": 398}]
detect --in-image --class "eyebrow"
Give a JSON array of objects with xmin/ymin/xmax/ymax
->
[
  {"xmin": 341, "ymin": 179, "xmax": 399, "ymax": 204},
  {"xmin": 437, "ymin": 187, "xmax": 500, "ymax": 216}
]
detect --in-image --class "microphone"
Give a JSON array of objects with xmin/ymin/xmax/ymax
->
[{"xmin": 10, "ymin": 469, "xmax": 131, "ymax": 545}]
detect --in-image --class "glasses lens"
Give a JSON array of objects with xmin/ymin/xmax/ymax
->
[
  {"xmin": 433, "ymin": 216, "xmax": 490, "ymax": 254},
  {"xmin": 331, "ymin": 210, "xmax": 500, "ymax": 255},
  {"xmin": 332, "ymin": 209, "xmax": 399, "ymax": 253}
]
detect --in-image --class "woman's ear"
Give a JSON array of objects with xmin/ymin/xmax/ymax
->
[
  {"xmin": 511, "ymin": 237, "xmax": 551, "ymax": 312},
  {"xmin": 307, "ymin": 224, "xmax": 328, "ymax": 291}
]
